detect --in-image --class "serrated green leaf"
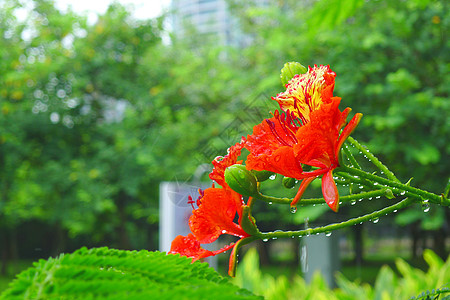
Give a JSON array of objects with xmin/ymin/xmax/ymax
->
[{"xmin": 0, "ymin": 247, "xmax": 261, "ymax": 300}]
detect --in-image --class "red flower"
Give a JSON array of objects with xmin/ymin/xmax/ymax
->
[
  {"xmin": 245, "ymin": 65, "xmax": 362, "ymax": 211},
  {"xmin": 169, "ymin": 141, "xmax": 253, "ymax": 275},
  {"xmin": 169, "ymin": 187, "xmax": 251, "ymax": 265}
]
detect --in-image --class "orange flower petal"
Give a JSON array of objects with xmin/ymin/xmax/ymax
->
[
  {"xmin": 189, "ymin": 187, "xmax": 248, "ymax": 244},
  {"xmin": 335, "ymin": 112, "xmax": 363, "ymax": 159},
  {"xmin": 169, "ymin": 234, "xmax": 214, "ymax": 261},
  {"xmin": 210, "ymin": 140, "xmax": 245, "ymax": 187},
  {"xmin": 322, "ymin": 171, "xmax": 339, "ymax": 212}
]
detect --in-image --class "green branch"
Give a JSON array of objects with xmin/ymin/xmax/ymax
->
[
  {"xmin": 341, "ymin": 166, "xmax": 448, "ymax": 206},
  {"xmin": 255, "ymin": 189, "xmax": 393, "ymax": 206},
  {"xmin": 347, "ymin": 136, "xmax": 400, "ymax": 183},
  {"xmin": 258, "ymin": 197, "xmax": 415, "ymax": 239}
]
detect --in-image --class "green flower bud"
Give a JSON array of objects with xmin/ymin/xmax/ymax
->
[
  {"xmin": 282, "ymin": 176, "xmax": 296, "ymax": 189},
  {"xmin": 225, "ymin": 164, "xmax": 258, "ymax": 196},
  {"xmin": 280, "ymin": 61, "xmax": 307, "ymax": 86},
  {"xmin": 251, "ymin": 170, "xmax": 274, "ymax": 182}
]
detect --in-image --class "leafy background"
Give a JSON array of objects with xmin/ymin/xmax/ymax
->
[{"xmin": 0, "ymin": 0, "xmax": 448, "ymax": 294}]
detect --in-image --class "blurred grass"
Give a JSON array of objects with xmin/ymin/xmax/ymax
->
[{"xmin": 0, "ymin": 260, "xmax": 34, "ymax": 293}]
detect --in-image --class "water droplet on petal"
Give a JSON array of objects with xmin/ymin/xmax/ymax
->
[{"xmin": 222, "ymin": 229, "xmax": 227, "ymax": 234}]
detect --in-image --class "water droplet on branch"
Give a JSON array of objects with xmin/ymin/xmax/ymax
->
[{"xmin": 422, "ymin": 200, "xmax": 430, "ymax": 213}]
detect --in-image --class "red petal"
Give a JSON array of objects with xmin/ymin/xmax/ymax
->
[
  {"xmin": 189, "ymin": 187, "xmax": 247, "ymax": 244},
  {"xmin": 210, "ymin": 140, "xmax": 245, "ymax": 187},
  {"xmin": 245, "ymin": 115, "xmax": 303, "ymax": 179},
  {"xmin": 322, "ymin": 171, "xmax": 339, "ymax": 212},
  {"xmin": 290, "ymin": 176, "xmax": 318, "ymax": 207},
  {"xmin": 294, "ymin": 99, "xmax": 342, "ymax": 167},
  {"xmin": 246, "ymin": 145, "xmax": 303, "ymax": 179},
  {"xmin": 335, "ymin": 112, "xmax": 363, "ymax": 159},
  {"xmin": 169, "ymin": 234, "xmax": 214, "ymax": 261}
]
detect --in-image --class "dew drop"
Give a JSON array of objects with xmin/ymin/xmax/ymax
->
[
  {"xmin": 374, "ymin": 182, "xmax": 378, "ymax": 186},
  {"xmin": 376, "ymin": 196, "xmax": 381, "ymax": 199},
  {"xmin": 262, "ymin": 238, "xmax": 269, "ymax": 242},
  {"xmin": 422, "ymin": 200, "xmax": 430, "ymax": 213},
  {"xmin": 290, "ymin": 206, "xmax": 297, "ymax": 214},
  {"xmin": 372, "ymin": 217, "xmax": 379, "ymax": 224},
  {"xmin": 400, "ymin": 191, "xmax": 406, "ymax": 195},
  {"xmin": 268, "ymin": 202, "xmax": 273, "ymax": 205},
  {"xmin": 269, "ymin": 174, "xmax": 276, "ymax": 180},
  {"xmin": 272, "ymin": 237, "xmax": 278, "ymax": 240},
  {"xmin": 325, "ymin": 231, "xmax": 332, "ymax": 237},
  {"xmin": 222, "ymin": 230, "xmax": 227, "ymax": 234},
  {"xmin": 351, "ymin": 200, "xmax": 357, "ymax": 205},
  {"xmin": 369, "ymin": 197, "xmax": 373, "ymax": 200},
  {"xmin": 393, "ymin": 209, "xmax": 398, "ymax": 213}
]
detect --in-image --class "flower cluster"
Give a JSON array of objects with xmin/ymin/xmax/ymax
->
[{"xmin": 169, "ymin": 63, "xmax": 362, "ymax": 275}]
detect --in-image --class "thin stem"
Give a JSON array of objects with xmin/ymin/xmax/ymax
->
[
  {"xmin": 342, "ymin": 166, "xmax": 448, "ymax": 206},
  {"xmin": 342, "ymin": 143, "xmax": 361, "ymax": 169},
  {"xmin": 335, "ymin": 171, "xmax": 374, "ymax": 188},
  {"xmin": 259, "ymin": 197, "xmax": 415, "ymax": 239},
  {"xmin": 347, "ymin": 136, "xmax": 400, "ymax": 183},
  {"xmin": 255, "ymin": 189, "xmax": 391, "ymax": 205}
]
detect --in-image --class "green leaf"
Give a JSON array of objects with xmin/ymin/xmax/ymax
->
[{"xmin": 0, "ymin": 247, "xmax": 261, "ymax": 300}]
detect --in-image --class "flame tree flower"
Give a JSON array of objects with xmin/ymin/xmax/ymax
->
[
  {"xmin": 245, "ymin": 65, "xmax": 362, "ymax": 212},
  {"xmin": 169, "ymin": 141, "xmax": 259, "ymax": 276}
]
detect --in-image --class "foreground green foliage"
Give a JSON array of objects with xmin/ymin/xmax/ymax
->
[
  {"xmin": 0, "ymin": 247, "xmax": 260, "ymax": 300},
  {"xmin": 233, "ymin": 248, "xmax": 450, "ymax": 300}
]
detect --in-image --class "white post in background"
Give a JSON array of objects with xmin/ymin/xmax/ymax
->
[
  {"xmin": 159, "ymin": 181, "xmax": 218, "ymax": 270},
  {"xmin": 302, "ymin": 232, "xmax": 340, "ymax": 288}
]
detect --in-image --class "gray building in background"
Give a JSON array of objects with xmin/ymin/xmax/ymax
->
[{"xmin": 171, "ymin": 0, "xmax": 270, "ymax": 47}]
